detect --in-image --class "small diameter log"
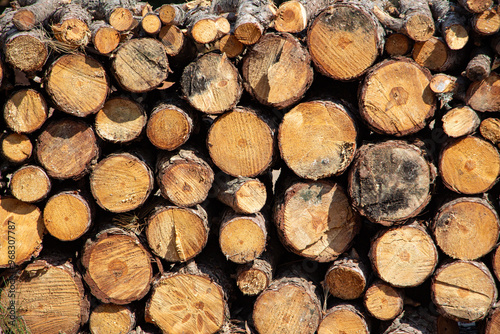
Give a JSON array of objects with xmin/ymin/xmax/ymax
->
[
  {"xmin": 429, "ymin": 0, "xmax": 469, "ymax": 50},
  {"xmin": 431, "ymin": 260, "xmax": 497, "ymax": 322},
  {"xmin": 50, "ymin": 3, "xmax": 92, "ymax": 48},
  {"xmin": 385, "ymin": 32, "xmax": 413, "ymax": 56},
  {"xmin": 0, "ymin": 259, "xmax": 89, "ymax": 334},
  {"xmin": 307, "ymin": 3, "xmax": 384, "ymax": 81},
  {"xmin": 442, "ymin": 106, "xmax": 480, "ymax": 138},
  {"xmin": 324, "ymin": 250, "xmax": 369, "ymax": 300},
  {"xmin": 141, "ymin": 12, "xmax": 161, "ymax": 35},
  {"xmin": 90, "ymin": 153, "xmax": 153, "ymax": 213},
  {"xmin": 90, "ymin": 20, "xmax": 120, "ymax": 54},
  {"xmin": 459, "ymin": 0, "xmax": 493, "ymax": 13},
  {"xmin": 158, "ymin": 24, "xmax": 188, "ymax": 57},
  {"xmin": 207, "ymin": 107, "xmax": 275, "ymax": 177},
  {"xmin": 4, "ymin": 88, "xmax": 48, "ymax": 134},
  {"xmin": 466, "ymin": 72, "xmax": 500, "ymax": 112},
  {"xmin": 480, "ymin": 118, "xmax": 500, "ymax": 144},
  {"xmin": 9, "ymin": 165, "xmax": 51, "ymax": 203},
  {"xmin": 89, "ymin": 304, "xmax": 135, "ymax": 334},
  {"xmin": 472, "ymin": 7, "xmax": 500, "ymax": 35},
  {"xmin": 145, "ymin": 205, "xmax": 209, "ymax": 262},
  {"xmin": 81, "ymin": 227, "xmax": 153, "ymax": 304},
  {"xmin": 187, "ymin": 10, "xmax": 230, "ymax": 44},
  {"xmin": 432, "ymin": 197, "xmax": 500, "ymax": 261},
  {"xmin": 317, "ymin": 304, "xmax": 370, "ymax": 334},
  {"xmin": 157, "ymin": 3, "xmax": 187, "ymax": 25},
  {"xmin": 112, "ymin": 38, "xmax": 170, "ymax": 93},
  {"xmin": 181, "ymin": 52, "xmax": 242, "ymax": 114},
  {"xmin": 486, "ymin": 307, "xmax": 500, "ymax": 334},
  {"xmin": 253, "ymin": 274, "xmax": 321, "ymax": 334},
  {"xmin": 45, "ymin": 53, "xmax": 108, "ymax": 117},
  {"xmin": 412, "ymin": 37, "xmax": 460, "ymax": 72},
  {"xmin": 274, "ymin": 0, "xmax": 330, "ymax": 33},
  {"xmin": 214, "ymin": 176, "xmax": 267, "ymax": 214},
  {"xmin": 219, "ymin": 34, "xmax": 244, "ymax": 58},
  {"xmin": 384, "ymin": 306, "xmax": 436, "ymax": 334},
  {"xmin": 145, "ymin": 262, "xmax": 229, "ymax": 334},
  {"xmin": 430, "ymin": 73, "xmax": 458, "ymax": 94},
  {"xmin": 146, "ymin": 103, "xmax": 193, "ymax": 151},
  {"xmin": 242, "ymin": 32, "xmax": 313, "ymax": 109},
  {"xmin": 95, "ymin": 97, "xmax": 147, "ymax": 144},
  {"xmin": 0, "ymin": 197, "xmax": 44, "ymax": 268},
  {"xmin": 234, "ymin": 0, "xmax": 275, "ymax": 45},
  {"xmin": 278, "ymin": 100, "xmax": 357, "ymax": 180},
  {"xmin": 156, "ymin": 149, "xmax": 214, "ymax": 207},
  {"xmin": 465, "ymin": 47, "xmax": 493, "ymax": 81},
  {"xmin": 36, "ymin": 118, "xmax": 98, "ymax": 180},
  {"xmin": 369, "ymin": 221, "xmax": 438, "ymax": 288},
  {"xmin": 107, "ymin": 7, "xmax": 135, "ymax": 32},
  {"xmin": 363, "ymin": 280, "xmax": 404, "ymax": 321},
  {"xmin": 439, "ymin": 136, "xmax": 500, "ymax": 194},
  {"xmin": 12, "ymin": 0, "xmax": 67, "ymax": 31},
  {"xmin": 0, "ymin": 133, "xmax": 32, "ymax": 164},
  {"xmin": 348, "ymin": 140, "xmax": 435, "ymax": 226},
  {"xmin": 358, "ymin": 58, "xmax": 436, "ymax": 136},
  {"xmin": 43, "ymin": 191, "xmax": 93, "ymax": 241},
  {"xmin": 236, "ymin": 252, "xmax": 274, "ymax": 295},
  {"xmin": 274, "ymin": 180, "xmax": 361, "ymax": 262},
  {"xmin": 219, "ymin": 210, "xmax": 267, "ymax": 264},
  {"xmin": 3, "ymin": 29, "xmax": 48, "ymax": 73}
]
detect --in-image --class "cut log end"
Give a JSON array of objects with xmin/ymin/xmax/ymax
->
[
  {"xmin": 89, "ymin": 304, "xmax": 135, "ymax": 334},
  {"xmin": 364, "ymin": 280, "xmax": 404, "ymax": 321},
  {"xmin": 405, "ymin": 14, "xmax": 435, "ymax": 42},
  {"xmin": 52, "ymin": 19, "xmax": 91, "ymax": 48},
  {"xmin": 324, "ymin": 254, "xmax": 368, "ymax": 300},
  {"xmin": 480, "ymin": 118, "xmax": 500, "ymax": 144},
  {"xmin": 317, "ymin": 305, "xmax": 369, "ymax": 334},
  {"xmin": 12, "ymin": 9, "xmax": 36, "ymax": 30},
  {"xmin": 219, "ymin": 34, "xmax": 244, "ymax": 58},
  {"xmin": 385, "ymin": 33, "xmax": 413, "ymax": 56},
  {"xmin": 109, "ymin": 8, "xmax": 135, "ymax": 31},
  {"xmin": 10, "ymin": 165, "xmax": 51, "ymax": 203},
  {"xmin": 275, "ymin": 1, "xmax": 307, "ymax": 33},
  {"xmin": 147, "ymin": 104, "xmax": 192, "ymax": 151},
  {"xmin": 4, "ymin": 32, "xmax": 48, "ymax": 73},
  {"xmin": 158, "ymin": 24, "xmax": 185, "ymax": 57},
  {"xmin": 93, "ymin": 26, "xmax": 120, "ymax": 54},
  {"xmin": 236, "ymin": 267, "xmax": 269, "ymax": 296},
  {"xmin": 445, "ymin": 24, "xmax": 469, "ymax": 50},
  {"xmin": 141, "ymin": 13, "xmax": 161, "ymax": 35},
  {"xmin": 234, "ymin": 22, "xmax": 263, "ymax": 45},
  {"xmin": 1, "ymin": 133, "xmax": 32, "ymax": 164}
]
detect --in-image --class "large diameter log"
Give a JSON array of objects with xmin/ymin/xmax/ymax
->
[
  {"xmin": 358, "ymin": 58, "xmax": 436, "ymax": 136},
  {"xmin": 324, "ymin": 250, "xmax": 369, "ymax": 300},
  {"xmin": 112, "ymin": 38, "xmax": 170, "ymax": 93},
  {"xmin": 90, "ymin": 153, "xmax": 154, "ymax": 213},
  {"xmin": 242, "ymin": 32, "xmax": 313, "ymax": 109},
  {"xmin": 146, "ymin": 205, "xmax": 209, "ymax": 262},
  {"xmin": 274, "ymin": 180, "xmax": 361, "ymax": 262},
  {"xmin": 431, "ymin": 260, "xmax": 497, "ymax": 322},
  {"xmin": 278, "ymin": 100, "xmax": 357, "ymax": 180},
  {"xmin": 466, "ymin": 72, "xmax": 500, "ymax": 112},
  {"xmin": 307, "ymin": 3, "xmax": 384, "ymax": 81},
  {"xmin": 3, "ymin": 29, "xmax": 48, "ymax": 73},
  {"xmin": 317, "ymin": 304, "xmax": 370, "ymax": 334},
  {"xmin": 363, "ymin": 280, "xmax": 404, "ymax": 321},
  {"xmin": 348, "ymin": 140, "xmax": 435, "ymax": 226},
  {"xmin": 369, "ymin": 221, "xmax": 438, "ymax": 287},
  {"xmin": 81, "ymin": 227, "xmax": 153, "ymax": 304},
  {"xmin": 89, "ymin": 304, "xmax": 135, "ymax": 334},
  {"xmin": 3, "ymin": 88, "xmax": 48, "ymax": 134},
  {"xmin": 214, "ymin": 176, "xmax": 267, "ymax": 214},
  {"xmin": 36, "ymin": 118, "xmax": 99, "ymax": 180},
  {"xmin": 181, "ymin": 52, "xmax": 242, "ymax": 114},
  {"xmin": 0, "ymin": 133, "xmax": 32, "ymax": 164},
  {"xmin": 9, "ymin": 165, "xmax": 51, "ymax": 203},
  {"xmin": 0, "ymin": 197, "xmax": 44, "ymax": 268},
  {"xmin": 439, "ymin": 136, "xmax": 500, "ymax": 194},
  {"xmin": 432, "ymin": 197, "xmax": 500, "ymax": 260},
  {"xmin": 45, "ymin": 53, "xmax": 108, "ymax": 117},
  {"xmin": 0, "ymin": 259, "xmax": 89, "ymax": 334},
  {"xmin": 207, "ymin": 107, "xmax": 275, "ymax": 177}
]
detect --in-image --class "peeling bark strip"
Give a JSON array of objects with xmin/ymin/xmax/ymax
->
[
  {"xmin": 242, "ymin": 32, "xmax": 313, "ymax": 109},
  {"xmin": 308, "ymin": 2, "xmax": 384, "ymax": 81},
  {"xmin": 234, "ymin": 0, "xmax": 275, "ymax": 45},
  {"xmin": 358, "ymin": 58, "xmax": 436, "ymax": 136},
  {"xmin": 275, "ymin": 0, "xmax": 331, "ymax": 33},
  {"xmin": 348, "ymin": 140, "xmax": 435, "ymax": 226},
  {"xmin": 274, "ymin": 180, "xmax": 361, "ymax": 262}
]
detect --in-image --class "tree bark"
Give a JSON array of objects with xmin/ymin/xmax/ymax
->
[
  {"xmin": 146, "ymin": 103, "xmax": 194, "ymax": 150},
  {"xmin": 441, "ymin": 105, "xmax": 480, "ymax": 138},
  {"xmin": 234, "ymin": 0, "xmax": 275, "ymax": 45},
  {"xmin": 13, "ymin": 0, "xmax": 68, "ymax": 31},
  {"xmin": 89, "ymin": 304, "xmax": 136, "ymax": 334},
  {"xmin": 412, "ymin": 37, "xmax": 461, "ymax": 72},
  {"xmin": 275, "ymin": 0, "xmax": 331, "ymax": 33},
  {"xmin": 214, "ymin": 175, "xmax": 267, "ymax": 214},
  {"xmin": 472, "ymin": 6, "xmax": 500, "ymax": 35},
  {"xmin": 236, "ymin": 250, "xmax": 275, "ymax": 296},
  {"xmin": 466, "ymin": 47, "xmax": 493, "ymax": 81},
  {"xmin": 324, "ymin": 249, "xmax": 369, "ymax": 300},
  {"xmin": 317, "ymin": 304, "xmax": 370, "ymax": 334},
  {"xmin": 90, "ymin": 20, "xmax": 120, "ymax": 54},
  {"xmin": 363, "ymin": 279, "xmax": 404, "ymax": 321},
  {"xmin": 156, "ymin": 3, "xmax": 187, "ymax": 25},
  {"xmin": 428, "ymin": 0, "xmax": 469, "ymax": 50},
  {"xmin": 466, "ymin": 72, "xmax": 500, "ymax": 112},
  {"xmin": 383, "ymin": 306, "xmax": 436, "ymax": 334},
  {"xmin": 3, "ymin": 88, "xmax": 48, "ymax": 134},
  {"xmin": 50, "ymin": 3, "xmax": 92, "ymax": 48},
  {"xmin": 9, "ymin": 164, "xmax": 51, "ymax": 203},
  {"xmin": 0, "ymin": 133, "xmax": 32, "ymax": 165}
]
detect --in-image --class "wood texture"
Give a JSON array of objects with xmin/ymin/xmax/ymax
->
[
  {"xmin": 214, "ymin": 176, "xmax": 267, "ymax": 214},
  {"xmin": 146, "ymin": 103, "xmax": 193, "ymax": 150},
  {"xmin": 442, "ymin": 106, "xmax": 480, "ymax": 138},
  {"xmin": 4, "ymin": 89, "xmax": 47, "ymax": 134},
  {"xmin": 324, "ymin": 250, "xmax": 369, "ymax": 300},
  {"xmin": 0, "ymin": 133, "xmax": 32, "ymax": 164},
  {"xmin": 317, "ymin": 304, "xmax": 370, "ymax": 334},
  {"xmin": 9, "ymin": 165, "xmax": 51, "ymax": 203},
  {"xmin": 363, "ymin": 280, "xmax": 404, "ymax": 321},
  {"xmin": 89, "ymin": 304, "xmax": 135, "ymax": 334}
]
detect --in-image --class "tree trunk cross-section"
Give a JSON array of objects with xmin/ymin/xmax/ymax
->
[
  {"xmin": 4, "ymin": 88, "xmax": 48, "ymax": 134},
  {"xmin": 9, "ymin": 165, "xmax": 51, "ymax": 203},
  {"xmin": 317, "ymin": 304, "xmax": 370, "ymax": 334},
  {"xmin": 214, "ymin": 176, "xmax": 267, "ymax": 214},
  {"xmin": 0, "ymin": 133, "xmax": 32, "ymax": 164},
  {"xmin": 147, "ymin": 103, "xmax": 193, "ymax": 151},
  {"xmin": 89, "ymin": 304, "xmax": 136, "ymax": 334},
  {"xmin": 3, "ymin": 29, "xmax": 48, "ymax": 73},
  {"xmin": 466, "ymin": 72, "xmax": 500, "ymax": 112},
  {"xmin": 324, "ymin": 251, "xmax": 369, "ymax": 300},
  {"xmin": 363, "ymin": 280, "xmax": 404, "ymax": 321}
]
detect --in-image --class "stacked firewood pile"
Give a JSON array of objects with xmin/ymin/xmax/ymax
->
[{"xmin": 3, "ymin": 0, "xmax": 500, "ymax": 332}]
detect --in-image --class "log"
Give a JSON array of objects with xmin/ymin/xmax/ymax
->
[
  {"xmin": 385, "ymin": 32, "xmax": 413, "ymax": 57},
  {"xmin": 89, "ymin": 304, "xmax": 136, "ymax": 334},
  {"xmin": 0, "ymin": 133, "xmax": 32, "ymax": 164},
  {"xmin": 219, "ymin": 210, "xmax": 267, "ymax": 263},
  {"xmin": 146, "ymin": 103, "xmax": 194, "ymax": 151},
  {"xmin": 324, "ymin": 250, "xmax": 369, "ymax": 300},
  {"xmin": 207, "ymin": 107, "xmax": 275, "ymax": 177},
  {"xmin": 441, "ymin": 106, "xmax": 480, "ymax": 138},
  {"xmin": 369, "ymin": 221, "xmax": 438, "ymax": 287},
  {"xmin": 141, "ymin": 12, "xmax": 161, "ymax": 35},
  {"xmin": 465, "ymin": 47, "xmax": 493, "ymax": 82},
  {"xmin": 307, "ymin": 2, "xmax": 384, "ymax": 81},
  {"xmin": 348, "ymin": 140, "xmax": 436, "ymax": 226},
  {"xmin": 242, "ymin": 32, "xmax": 313, "ymax": 109},
  {"xmin": 9, "ymin": 165, "xmax": 51, "ymax": 203},
  {"xmin": 12, "ymin": 0, "xmax": 67, "ymax": 31},
  {"xmin": 157, "ymin": 3, "xmax": 187, "ymax": 26},
  {"xmin": 363, "ymin": 279, "xmax": 404, "ymax": 321},
  {"xmin": 459, "ymin": 0, "xmax": 493, "ymax": 13},
  {"xmin": 95, "ymin": 96, "xmax": 147, "ymax": 144},
  {"xmin": 145, "ymin": 261, "xmax": 229, "ymax": 334},
  {"xmin": 430, "ymin": 73, "xmax": 458, "ymax": 94},
  {"xmin": 219, "ymin": 34, "xmax": 244, "ymax": 58},
  {"xmin": 90, "ymin": 152, "xmax": 154, "ymax": 213},
  {"xmin": 186, "ymin": 9, "xmax": 230, "ymax": 44},
  {"xmin": 82, "ymin": 0, "xmax": 136, "ymax": 32},
  {"xmin": 43, "ymin": 191, "xmax": 93, "ymax": 241},
  {"xmin": 145, "ymin": 204, "xmax": 209, "ymax": 262},
  {"xmin": 358, "ymin": 58, "xmax": 436, "ymax": 136},
  {"xmin": 236, "ymin": 251, "xmax": 274, "ymax": 296},
  {"xmin": 432, "ymin": 197, "xmax": 500, "ymax": 261},
  {"xmin": 467, "ymin": 72, "xmax": 500, "ymax": 112},
  {"xmin": 36, "ymin": 118, "xmax": 99, "ymax": 180},
  {"xmin": 156, "ymin": 148, "xmax": 214, "ymax": 207},
  {"xmin": 480, "ymin": 117, "xmax": 500, "ymax": 144},
  {"xmin": 274, "ymin": 179, "xmax": 361, "ymax": 262},
  {"xmin": 472, "ymin": 6, "xmax": 500, "ymax": 35},
  {"xmin": 81, "ymin": 227, "xmax": 153, "ymax": 304},
  {"xmin": 3, "ymin": 29, "xmax": 48, "ymax": 73},
  {"xmin": 45, "ymin": 53, "xmax": 108, "ymax": 117},
  {"xmin": 274, "ymin": 0, "xmax": 330, "ymax": 33},
  {"xmin": 181, "ymin": 52, "xmax": 242, "ymax": 114},
  {"xmin": 158, "ymin": 24, "xmax": 189, "ymax": 57},
  {"xmin": 278, "ymin": 99, "xmax": 357, "ymax": 180},
  {"xmin": 317, "ymin": 304, "xmax": 370, "ymax": 334},
  {"xmin": 234, "ymin": 0, "xmax": 275, "ymax": 45},
  {"xmin": 0, "ymin": 197, "xmax": 44, "ymax": 268},
  {"xmin": 90, "ymin": 20, "xmax": 120, "ymax": 54},
  {"xmin": 112, "ymin": 38, "xmax": 170, "ymax": 93},
  {"xmin": 438, "ymin": 136, "xmax": 500, "ymax": 194},
  {"xmin": 412, "ymin": 37, "xmax": 460, "ymax": 72},
  {"xmin": 214, "ymin": 176, "xmax": 267, "ymax": 214},
  {"xmin": 429, "ymin": 0, "xmax": 469, "ymax": 50},
  {"xmin": 486, "ymin": 307, "xmax": 500, "ymax": 334},
  {"xmin": 0, "ymin": 259, "xmax": 89, "ymax": 334},
  {"xmin": 431, "ymin": 260, "xmax": 497, "ymax": 322},
  {"xmin": 50, "ymin": 3, "xmax": 92, "ymax": 48},
  {"xmin": 3, "ymin": 88, "xmax": 48, "ymax": 134}
]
